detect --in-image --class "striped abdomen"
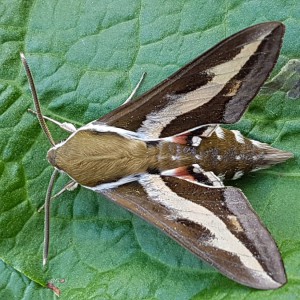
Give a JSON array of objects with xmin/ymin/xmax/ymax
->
[{"xmin": 150, "ymin": 126, "xmax": 292, "ymax": 181}]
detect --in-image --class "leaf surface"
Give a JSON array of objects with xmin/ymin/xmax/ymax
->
[{"xmin": 0, "ymin": 0, "xmax": 299, "ymax": 299}]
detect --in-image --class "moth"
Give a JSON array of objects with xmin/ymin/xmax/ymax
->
[{"xmin": 21, "ymin": 21, "xmax": 292, "ymax": 290}]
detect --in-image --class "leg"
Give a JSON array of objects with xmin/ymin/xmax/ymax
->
[
  {"xmin": 122, "ymin": 72, "xmax": 147, "ymax": 105},
  {"xmin": 28, "ymin": 109, "xmax": 77, "ymax": 133},
  {"xmin": 51, "ymin": 180, "xmax": 78, "ymax": 199},
  {"xmin": 38, "ymin": 180, "xmax": 78, "ymax": 213}
]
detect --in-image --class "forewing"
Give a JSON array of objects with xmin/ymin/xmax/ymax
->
[
  {"xmin": 98, "ymin": 22, "xmax": 284, "ymax": 138},
  {"xmin": 101, "ymin": 174, "xmax": 286, "ymax": 289}
]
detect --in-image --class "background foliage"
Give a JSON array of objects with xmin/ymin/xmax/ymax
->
[{"xmin": 0, "ymin": 0, "xmax": 299, "ymax": 299}]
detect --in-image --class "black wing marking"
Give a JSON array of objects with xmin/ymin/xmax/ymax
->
[
  {"xmin": 98, "ymin": 22, "xmax": 284, "ymax": 138},
  {"xmin": 101, "ymin": 174, "xmax": 286, "ymax": 289},
  {"xmin": 160, "ymin": 164, "xmax": 224, "ymax": 188}
]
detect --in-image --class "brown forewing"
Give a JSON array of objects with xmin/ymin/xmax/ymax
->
[{"xmin": 99, "ymin": 22, "xmax": 284, "ymax": 137}]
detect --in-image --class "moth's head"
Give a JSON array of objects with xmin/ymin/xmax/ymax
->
[
  {"xmin": 46, "ymin": 140, "xmax": 71, "ymax": 171},
  {"xmin": 47, "ymin": 140, "xmax": 71, "ymax": 172},
  {"xmin": 47, "ymin": 147, "xmax": 57, "ymax": 167}
]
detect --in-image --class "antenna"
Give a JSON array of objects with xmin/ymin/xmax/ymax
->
[
  {"xmin": 20, "ymin": 53, "xmax": 55, "ymax": 146},
  {"xmin": 21, "ymin": 53, "xmax": 58, "ymax": 266}
]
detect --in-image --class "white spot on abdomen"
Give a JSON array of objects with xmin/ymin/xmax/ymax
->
[
  {"xmin": 192, "ymin": 136, "xmax": 202, "ymax": 146},
  {"xmin": 251, "ymin": 139, "xmax": 265, "ymax": 148},
  {"xmin": 192, "ymin": 164, "xmax": 201, "ymax": 173},
  {"xmin": 232, "ymin": 130, "xmax": 245, "ymax": 144},
  {"xmin": 215, "ymin": 126, "xmax": 225, "ymax": 139},
  {"xmin": 232, "ymin": 171, "xmax": 244, "ymax": 180}
]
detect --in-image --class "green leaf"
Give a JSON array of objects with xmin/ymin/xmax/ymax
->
[
  {"xmin": 0, "ymin": 0, "xmax": 299, "ymax": 299},
  {"xmin": 0, "ymin": 260, "xmax": 52, "ymax": 299}
]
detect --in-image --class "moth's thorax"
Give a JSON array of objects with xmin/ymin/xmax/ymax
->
[{"xmin": 47, "ymin": 130, "xmax": 157, "ymax": 187}]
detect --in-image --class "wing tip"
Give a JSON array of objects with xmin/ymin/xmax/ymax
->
[
  {"xmin": 245, "ymin": 21, "xmax": 285, "ymax": 37},
  {"xmin": 243, "ymin": 270, "xmax": 287, "ymax": 290}
]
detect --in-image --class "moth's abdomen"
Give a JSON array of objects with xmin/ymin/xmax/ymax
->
[{"xmin": 198, "ymin": 127, "xmax": 293, "ymax": 180}]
